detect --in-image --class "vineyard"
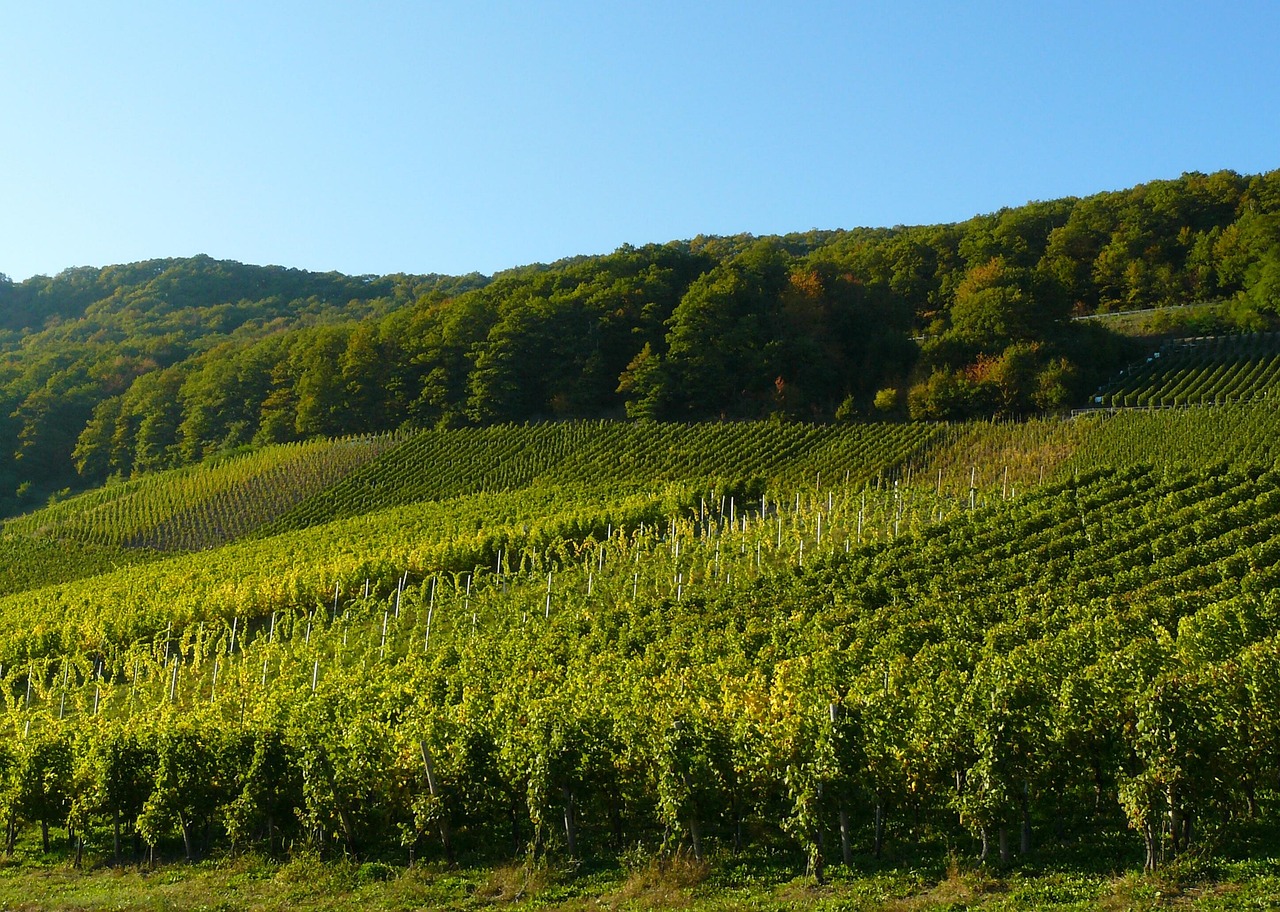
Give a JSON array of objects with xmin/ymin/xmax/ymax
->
[
  {"xmin": 2, "ymin": 463, "xmax": 1280, "ymax": 868},
  {"xmin": 4, "ymin": 434, "xmax": 398, "ymax": 552},
  {"xmin": 1089, "ymin": 333, "xmax": 1280, "ymax": 409},
  {"xmin": 4, "ymin": 397, "xmax": 1280, "ymax": 909},
  {"xmin": 262, "ymin": 420, "xmax": 944, "ymax": 535}
]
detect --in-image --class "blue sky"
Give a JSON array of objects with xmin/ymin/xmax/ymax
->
[{"xmin": 2, "ymin": 1, "xmax": 1277, "ymax": 281}]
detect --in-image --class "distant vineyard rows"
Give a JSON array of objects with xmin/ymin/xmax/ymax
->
[{"xmin": 1091, "ymin": 333, "xmax": 1280, "ymax": 409}]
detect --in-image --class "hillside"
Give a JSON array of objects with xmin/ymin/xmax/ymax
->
[
  {"xmin": 6, "ymin": 171, "xmax": 1280, "ymax": 908},
  {"xmin": 4, "ymin": 169, "xmax": 1280, "ymax": 518},
  {"xmin": 0, "ymin": 401, "xmax": 1278, "ymax": 912}
]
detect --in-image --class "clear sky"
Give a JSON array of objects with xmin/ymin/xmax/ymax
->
[{"xmin": 2, "ymin": 1, "xmax": 1278, "ymax": 282}]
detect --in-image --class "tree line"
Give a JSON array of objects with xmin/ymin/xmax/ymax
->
[{"xmin": 3, "ymin": 170, "xmax": 1280, "ymax": 515}]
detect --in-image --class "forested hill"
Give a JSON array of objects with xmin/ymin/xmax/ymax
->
[{"xmin": 3, "ymin": 168, "xmax": 1280, "ymax": 517}]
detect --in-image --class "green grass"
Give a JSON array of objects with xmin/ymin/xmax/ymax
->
[{"xmin": 4, "ymin": 850, "xmax": 1280, "ymax": 911}]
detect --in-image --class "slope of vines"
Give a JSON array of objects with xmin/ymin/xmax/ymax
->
[
  {"xmin": 0, "ymin": 535, "xmax": 163, "ymax": 598},
  {"xmin": 264, "ymin": 421, "xmax": 944, "ymax": 535},
  {"xmin": 4, "ymin": 434, "xmax": 398, "ymax": 552},
  {"xmin": 1091, "ymin": 333, "xmax": 1280, "ymax": 409},
  {"xmin": 2, "ymin": 462, "xmax": 1280, "ymax": 878},
  {"xmin": 1063, "ymin": 400, "xmax": 1280, "ymax": 474}
]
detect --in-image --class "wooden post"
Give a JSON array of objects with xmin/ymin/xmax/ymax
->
[
  {"xmin": 419, "ymin": 741, "xmax": 453, "ymax": 859},
  {"xmin": 874, "ymin": 796, "xmax": 884, "ymax": 858},
  {"xmin": 563, "ymin": 785, "xmax": 579, "ymax": 859}
]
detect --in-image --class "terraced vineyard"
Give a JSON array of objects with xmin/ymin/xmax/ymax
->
[{"xmin": 1090, "ymin": 332, "xmax": 1280, "ymax": 409}]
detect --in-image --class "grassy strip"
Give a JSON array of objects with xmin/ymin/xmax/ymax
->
[{"xmin": 3, "ymin": 852, "xmax": 1280, "ymax": 911}]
